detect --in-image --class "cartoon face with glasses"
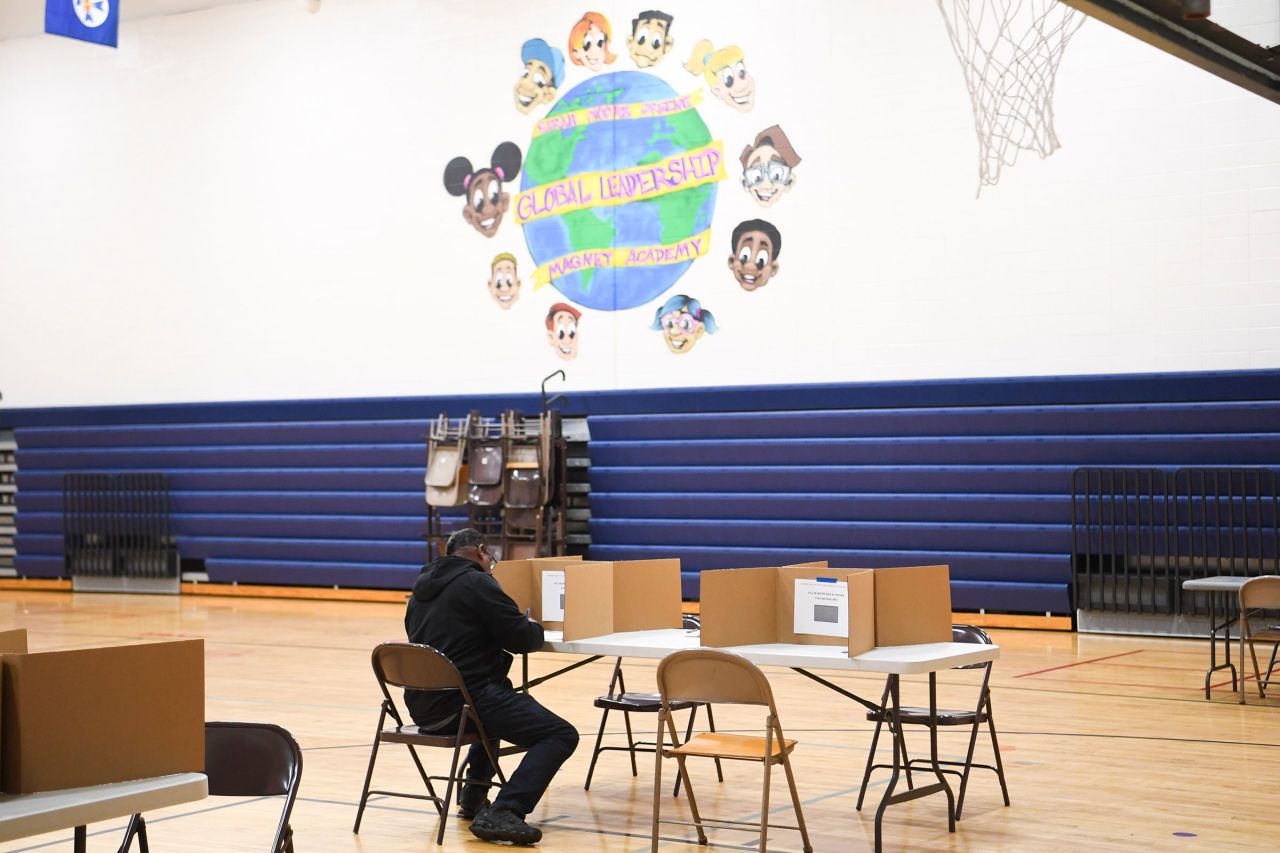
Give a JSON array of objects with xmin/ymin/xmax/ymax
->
[
  {"xmin": 740, "ymin": 125, "xmax": 800, "ymax": 208},
  {"xmin": 650, "ymin": 294, "xmax": 717, "ymax": 354}
]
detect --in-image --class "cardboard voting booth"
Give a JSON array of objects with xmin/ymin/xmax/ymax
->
[
  {"xmin": 701, "ymin": 565, "xmax": 876, "ymax": 655},
  {"xmin": 562, "ymin": 559, "xmax": 684, "ymax": 641},
  {"xmin": 701, "ymin": 564, "xmax": 953, "ymax": 654},
  {"xmin": 492, "ymin": 556, "xmax": 586, "ymax": 630},
  {"xmin": 1, "ymin": 639, "xmax": 205, "ymax": 794},
  {"xmin": 872, "ymin": 564, "xmax": 953, "ymax": 646}
]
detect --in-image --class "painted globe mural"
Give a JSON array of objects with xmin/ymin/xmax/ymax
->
[{"xmin": 520, "ymin": 71, "xmax": 718, "ymax": 311}]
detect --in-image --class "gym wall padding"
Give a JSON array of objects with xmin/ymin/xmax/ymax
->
[{"xmin": 4, "ymin": 369, "xmax": 1279, "ymax": 613}]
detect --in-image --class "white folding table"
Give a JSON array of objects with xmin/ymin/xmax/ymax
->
[
  {"xmin": 1181, "ymin": 576, "xmax": 1250, "ymax": 699},
  {"xmin": 527, "ymin": 628, "xmax": 999, "ymax": 853},
  {"xmin": 0, "ymin": 772, "xmax": 208, "ymax": 852}
]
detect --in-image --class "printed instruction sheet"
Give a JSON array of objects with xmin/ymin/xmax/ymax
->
[
  {"xmin": 541, "ymin": 570, "xmax": 566, "ymax": 621},
  {"xmin": 793, "ymin": 578, "xmax": 848, "ymax": 638}
]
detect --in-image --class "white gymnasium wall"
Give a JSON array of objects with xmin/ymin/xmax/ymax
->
[{"xmin": 0, "ymin": 0, "xmax": 1277, "ymax": 407}]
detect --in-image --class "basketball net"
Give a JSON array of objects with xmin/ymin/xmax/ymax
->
[{"xmin": 937, "ymin": 0, "xmax": 1085, "ymax": 195}]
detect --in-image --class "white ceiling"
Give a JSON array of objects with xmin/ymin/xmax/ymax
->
[{"xmin": 0, "ymin": 0, "xmax": 263, "ymax": 42}]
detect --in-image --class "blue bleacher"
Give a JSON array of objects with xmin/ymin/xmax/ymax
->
[{"xmin": 4, "ymin": 369, "xmax": 1279, "ymax": 615}]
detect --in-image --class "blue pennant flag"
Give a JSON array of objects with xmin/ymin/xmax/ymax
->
[{"xmin": 45, "ymin": 0, "xmax": 119, "ymax": 48}]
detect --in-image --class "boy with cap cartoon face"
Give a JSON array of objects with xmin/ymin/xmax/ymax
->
[
  {"xmin": 740, "ymin": 125, "xmax": 800, "ymax": 207},
  {"xmin": 488, "ymin": 254, "xmax": 521, "ymax": 309},
  {"xmin": 727, "ymin": 219, "xmax": 782, "ymax": 291},
  {"xmin": 515, "ymin": 38, "xmax": 565, "ymax": 114},
  {"xmin": 545, "ymin": 303, "xmax": 581, "ymax": 360},
  {"xmin": 627, "ymin": 10, "xmax": 674, "ymax": 68}
]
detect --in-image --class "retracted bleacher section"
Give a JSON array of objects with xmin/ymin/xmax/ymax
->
[
  {"xmin": 583, "ymin": 370, "xmax": 1280, "ymax": 614},
  {"xmin": 3, "ymin": 370, "xmax": 1278, "ymax": 615},
  {"xmin": 6, "ymin": 395, "xmax": 539, "ymax": 590}
]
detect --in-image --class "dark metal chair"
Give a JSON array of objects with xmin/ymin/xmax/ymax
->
[
  {"xmin": 353, "ymin": 642, "xmax": 520, "ymax": 845},
  {"xmin": 583, "ymin": 657, "xmax": 724, "ymax": 796},
  {"xmin": 855, "ymin": 624, "xmax": 1009, "ymax": 819},
  {"xmin": 121, "ymin": 721, "xmax": 302, "ymax": 853}
]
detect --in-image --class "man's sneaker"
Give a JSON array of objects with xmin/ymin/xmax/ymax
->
[
  {"xmin": 469, "ymin": 806, "xmax": 543, "ymax": 845},
  {"xmin": 457, "ymin": 784, "xmax": 490, "ymax": 821}
]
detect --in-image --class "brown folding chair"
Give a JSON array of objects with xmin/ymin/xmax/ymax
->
[
  {"xmin": 651, "ymin": 649, "xmax": 812, "ymax": 853},
  {"xmin": 353, "ymin": 642, "xmax": 520, "ymax": 844},
  {"xmin": 1237, "ymin": 576, "xmax": 1280, "ymax": 705},
  {"xmin": 855, "ymin": 624, "xmax": 1009, "ymax": 819},
  {"xmin": 121, "ymin": 721, "xmax": 302, "ymax": 853},
  {"xmin": 583, "ymin": 655, "xmax": 724, "ymax": 796}
]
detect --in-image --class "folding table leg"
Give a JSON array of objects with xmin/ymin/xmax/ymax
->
[
  {"xmin": 75, "ymin": 826, "xmax": 87, "ymax": 853},
  {"xmin": 872, "ymin": 674, "xmax": 902, "ymax": 853},
  {"xmin": 927, "ymin": 672, "xmax": 957, "ymax": 832}
]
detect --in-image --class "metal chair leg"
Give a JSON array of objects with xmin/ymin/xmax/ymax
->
[
  {"xmin": 758, "ymin": 722, "xmax": 774, "ymax": 853},
  {"xmin": 955, "ymin": 701, "xmax": 984, "ymax": 820},
  {"xmin": 986, "ymin": 702, "xmax": 1011, "ymax": 806},
  {"xmin": 705, "ymin": 703, "xmax": 725, "ymax": 783},
  {"xmin": 352, "ymin": 723, "xmax": 384, "ymax": 833},
  {"xmin": 856, "ymin": 678, "xmax": 892, "ymax": 810},
  {"xmin": 117, "ymin": 813, "xmax": 148, "ymax": 853},
  {"xmin": 583, "ymin": 706, "xmax": 610, "ymax": 790}
]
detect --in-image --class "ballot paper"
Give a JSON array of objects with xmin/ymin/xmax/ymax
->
[
  {"xmin": 541, "ymin": 570, "xmax": 566, "ymax": 621},
  {"xmin": 793, "ymin": 578, "xmax": 849, "ymax": 638}
]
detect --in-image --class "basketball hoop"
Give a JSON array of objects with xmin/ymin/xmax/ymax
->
[{"xmin": 937, "ymin": 0, "xmax": 1086, "ymax": 195}]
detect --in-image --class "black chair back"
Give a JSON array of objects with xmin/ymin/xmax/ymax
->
[
  {"xmin": 206, "ymin": 721, "xmax": 301, "ymax": 852},
  {"xmin": 951, "ymin": 624, "xmax": 994, "ymax": 670}
]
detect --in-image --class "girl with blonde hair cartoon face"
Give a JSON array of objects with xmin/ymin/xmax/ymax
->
[
  {"xmin": 569, "ymin": 12, "xmax": 617, "ymax": 73},
  {"xmin": 684, "ymin": 39, "xmax": 754, "ymax": 112}
]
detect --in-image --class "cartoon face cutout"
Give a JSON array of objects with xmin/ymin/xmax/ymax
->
[
  {"xmin": 574, "ymin": 23, "xmax": 609, "ymax": 70},
  {"xmin": 515, "ymin": 38, "xmax": 564, "ymax": 114},
  {"xmin": 685, "ymin": 41, "xmax": 755, "ymax": 112},
  {"xmin": 657, "ymin": 308, "xmax": 704, "ymax": 353},
  {"xmin": 443, "ymin": 143, "xmax": 523, "ymax": 238},
  {"xmin": 515, "ymin": 59, "xmax": 556, "ymax": 113},
  {"xmin": 650, "ymin": 294, "xmax": 717, "ymax": 355},
  {"xmin": 710, "ymin": 59, "xmax": 755, "ymax": 111},
  {"xmin": 740, "ymin": 126, "xmax": 800, "ymax": 208},
  {"xmin": 488, "ymin": 256, "xmax": 521, "ymax": 309},
  {"xmin": 569, "ymin": 13, "xmax": 617, "ymax": 72},
  {"xmin": 727, "ymin": 220, "xmax": 782, "ymax": 291},
  {"xmin": 464, "ymin": 173, "xmax": 506, "ymax": 237},
  {"xmin": 546, "ymin": 304, "xmax": 580, "ymax": 360},
  {"xmin": 627, "ymin": 13, "xmax": 674, "ymax": 68}
]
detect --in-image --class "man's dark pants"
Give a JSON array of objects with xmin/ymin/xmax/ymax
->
[{"xmin": 464, "ymin": 680, "xmax": 579, "ymax": 818}]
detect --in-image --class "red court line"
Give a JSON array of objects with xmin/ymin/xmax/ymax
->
[{"xmin": 1014, "ymin": 649, "xmax": 1145, "ymax": 679}]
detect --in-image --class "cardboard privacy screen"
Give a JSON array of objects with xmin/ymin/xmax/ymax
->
[
  {"xmin": 492, "ymin": 556, "xmax": 585, "ymax": 631},
  {"xmin": 701, "ymin": 565, "xmax": 876, "ymax": 655},
  {"xmin": 1, "ymin": 638, "xmax": 204, "ymax": 794},
  {"xmin": 562, "ymin": 559, "xmax": 683, "ymax": 641},
  {"xmin": 701, "ymin": 564, "xmax": 952, "ymax": 653}
]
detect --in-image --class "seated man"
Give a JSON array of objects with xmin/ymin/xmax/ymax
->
[{"xmin": 404, "ymin": 528, "xmax": 578, "ymax": 846}]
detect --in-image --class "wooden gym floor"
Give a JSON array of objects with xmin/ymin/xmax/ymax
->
[{"xmin": 2, "ymin": 590, "xmax": 1278, "ymax": 852}]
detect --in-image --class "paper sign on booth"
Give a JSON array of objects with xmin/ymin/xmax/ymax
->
[
  {"xmin": 793, "ymin": 578, "xmax": 848, "ymax": 638},
  {"xmin": 541, "ymin": 571, "xmax": 566, "ymax": 621}
]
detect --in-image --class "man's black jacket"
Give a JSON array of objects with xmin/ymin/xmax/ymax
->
[{"xmin": 403, "ymin": 555, "xmax": 544, "ymax": 726}]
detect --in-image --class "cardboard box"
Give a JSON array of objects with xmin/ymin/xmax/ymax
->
[
  {"xmin": 0, "ymin": 629, "xmax": 29, "ymax": 761},
  {"xmin": 700, "ymin": 565, "xmax": 876, "ymax": 656},
  {"xmin": 1, "ymin": 639, "xmax": 204, "ymax": 794},
  {"xmin": 492, "ymin": 556, "xmax": 585, "ymax": 630},
  {"xmin": 562, "ymin": 559, "xmax": 683, "ymax": 641},
  {"xmin": 0, "ymin": 629, "xmax": 27, "ymax": 655},
  {"xmin": 872, "ymin": 564, "xmax": 953, "ymax": 646}
]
